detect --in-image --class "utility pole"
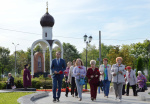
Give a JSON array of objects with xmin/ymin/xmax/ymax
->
[
  {"xmin": 12, "ymin": 43, "xmax": 19, "ymax": 77},
  {"xmin": 99, "ymin": 31, "xmax": 101, "ymax": 66}
]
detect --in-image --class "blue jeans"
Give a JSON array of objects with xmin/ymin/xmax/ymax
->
[
  {"xmin": 98, "ymin": 86, "xmax": 103, "ymax": 94},
  {"xmin": 102, "ymin": 80, "xmax": 110, "ymax": 96},
  {"xmin": 52, "ymin": 75, "xmax": 63, "ymax": 99},
  {"xmin": 75, "ymin": 79, "xmax": 83, "ymax": 98}
]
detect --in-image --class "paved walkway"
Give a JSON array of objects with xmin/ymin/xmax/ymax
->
[{"xmin": 34, "ymin": 91, "xmax": 150, "ymax": 104}]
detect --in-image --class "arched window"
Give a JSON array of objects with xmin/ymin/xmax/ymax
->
[
  {"xmin": 45, "ymin": 33, "xmax": 47, "ymax": 37},
  {"xmin": 38, "ymin": 56, "xmax": 42, "ymax": 71}
]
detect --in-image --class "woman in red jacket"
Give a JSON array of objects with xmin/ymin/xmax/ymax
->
[{"xmin": 87, "ymin": 60, "xmax": 100, "ymax": 101}]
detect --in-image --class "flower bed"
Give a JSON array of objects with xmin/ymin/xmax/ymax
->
[{"xmin": 36, "ymin": 88, "xmax": 89, "ymax": 92}]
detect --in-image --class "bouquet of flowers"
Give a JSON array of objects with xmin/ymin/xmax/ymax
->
[{"xmin": 59, "ymin": 71, "xmax": 63, "ymax": 74}]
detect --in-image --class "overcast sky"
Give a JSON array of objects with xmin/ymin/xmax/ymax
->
[{"xmin": 0, "ymin": 0, "xmax": 150, "ymax": 54}]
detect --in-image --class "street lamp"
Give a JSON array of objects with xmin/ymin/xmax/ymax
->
[
  {"xmin": 12, "ymin": 42, "xmax": 19, "ymax": 77},
  {"xmin": 83, "ymin": 34, "xmax": 92, "ymax": 89}
]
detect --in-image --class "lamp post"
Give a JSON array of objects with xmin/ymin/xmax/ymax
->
[
  {"xmin": 83, "ymin": 34, "xmax": 92, "ymax": 89},
  {"xmin": 12, "ymin": 43, "xmax": 19, "ymax": 77}
]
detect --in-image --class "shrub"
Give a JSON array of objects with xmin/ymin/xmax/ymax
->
[
  {"xmin": 0, "ymin": 81, "xmax": 6, "ymax": 89},
  {"xmin": 136, "ymin": 57, "xmax": 144, "ymax": 76},
  {"xmin": 146, "ymin": 82, "xmax": 150, "ymax": 87}
]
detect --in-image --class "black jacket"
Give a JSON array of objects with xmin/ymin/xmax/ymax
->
[{"xmin": 8, "ymin": 76, "xmax": 14, "ymax": 86}]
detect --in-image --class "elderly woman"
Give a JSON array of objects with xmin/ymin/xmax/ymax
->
[
  {"xmin": 125, "ymin": 66, "xmax": 137, "ymax": 96},
  {"xmin": 137, "ymin": 71, "xmax": 147, "ymax": 92},
  {"xmin": 64, "ymin": 61, "xmax": 72, "ymax": 97},
  {"xmin": 68, "ymin": 60, "xmax": 78, "ymax": 97},
  {"xmin": 99, "ymin": 58, "xmax": 111, "ymax": 98},
  {"xmin": 87, "ymin": 60, "xmax": 100, "ymax": 101},
  {"xmin": 73, "ymin": 58, "xmax": 86, "ymax": 101},
  {"xmin": 111, "ymin": 57, "xmax": 126, "ymax": 102},
  {"xmin": 23, "ymin": 64, "xmax": 31, "ymax": 90}
]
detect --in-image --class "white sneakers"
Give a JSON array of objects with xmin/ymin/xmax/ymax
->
[{"xmin": 119, "ymin": 99, "xmax": 122, "ymax": 102}]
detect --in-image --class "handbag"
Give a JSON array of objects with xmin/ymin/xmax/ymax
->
[
  {"xmin": 12, "ymin": 85, "xmax": 16, "ymax": 89},
  {"xmin": 98, "ymin": 81, "xmax": 103, "ymax": 87},
  {"xmin": 79, "ymin": 78, "xmax": 85, "ymax": 85}
]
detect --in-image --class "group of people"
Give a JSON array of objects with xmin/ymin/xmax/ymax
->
[
  {"xmin": 6, "ymin": 64, "xmax": 31, "ymax": 90},
  {"xmin": 51, "ymin": 51, "xmax": 148, "ymax": 102},
  {"xmin": 5, "ymin": 51, "xmax": 147, "ymax": 103}
]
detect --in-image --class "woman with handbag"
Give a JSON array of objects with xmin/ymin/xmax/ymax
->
[
  {"xmin": 99, "ymin": 58, "xmax": 112, "ymax": 98},
  {"xmin": 111, "ymin": 57, "xmax": 126, "ymax": 102},
  {"xmin": 87, "ymin": 60, "xmax": 100, "ymax": 101},
  {"xmin": 137, "ymin": 71, "xmax": 147, "ymax": 92},
  {"xmin": 73, "ymin": 58, "xmax": 86, "ymax": 101}
]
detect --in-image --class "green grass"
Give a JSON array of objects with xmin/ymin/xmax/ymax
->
[{"xmin": 0, "ymin": 92, "xmax": 34, "ymax": 104}]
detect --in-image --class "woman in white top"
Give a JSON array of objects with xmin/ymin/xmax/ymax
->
[
  {"xmin": 99, "ymin": 58, "xmax": 112, "ymax": 98},
  {"xmin": 68, "ymin": 60, "xmax": 78, "ymax": 97},
  {"xmin": 125, "ymin": 66, "xmax": 137, "ymax": 96}
]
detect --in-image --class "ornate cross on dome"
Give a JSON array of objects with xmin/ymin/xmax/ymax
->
[{"xmin": 46, "ymin": 1, "xmax": 48, "ymax": 13}]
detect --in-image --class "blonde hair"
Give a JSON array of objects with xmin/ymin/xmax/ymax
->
[
  {"xmin": 116, "ymin": 57, "xmax": 123, "ymax": 62},
  {"xmin": 67, "ymin": 61, "xmax": 72, "ymax": 65},
  {"xmin": 75, "ymin": 58, "xmax": 84, "ymax": 66},
  {"xmin": 90, "ymin": 60, "xmax": 96, "ymax": 65}
]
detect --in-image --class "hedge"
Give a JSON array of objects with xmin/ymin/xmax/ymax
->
[
  {"xmin": 0, "ymin": 77, "xmax": 69, "ymax": 89},
  {"xmin": 1, "ymin": 77, "xmax": 149, "ymax": 90}
]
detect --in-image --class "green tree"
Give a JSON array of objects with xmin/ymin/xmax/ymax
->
[
  {"xmin": 63, "ymin": 43, "xmax": 80, "ymax": 63},
  {"xmin": 136, "ymin": 57, "xmax": 144, "ymax": 76},
  {"xmin": 107, "ymin": 45, "xmax": 120, "ymax": 65},
  {"xmin": 0, "ymin": 47, "xmax": 10, "ymax": 75},
  {"xmin": 81, "ymin": 44, "xmax": 99, "ymax": 67}
]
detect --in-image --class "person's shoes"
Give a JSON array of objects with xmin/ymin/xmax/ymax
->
[
  {"xmin": 115, "ymin": 97, "xmax": 117, "ymax": 100},
  {"xmin": 91, "ymin": 97, "xmax": 94, "ymax": 101},
  {"xmin": 126, "ymin": 94, "xmax": 129, "ymax": 96},
  {"xmin": 79, "ymin": 98, "xmax": 82, "ymax": 101},
  {"xmin": 134, "ymin": 94, "xmax": 137, "ymax": 96},
  {"xmin": 75, "ymin": 96, "xmax": 78, "ymax": 98},
  {"xmin": 94, "ymin": 98, "xmax": 96, "ymax": 100},
  {"xmin": 56, "ymin": 98, "xmax": 59, "ymax": 102},
  {"xmin": 104, "ymin": 94, "xmax": 105, "ymax": 97},
  {"xmin": 119, "ymin": 99, "xmax": 122, "ymax": 102},
  {"xmin": 106, "ymin": 96, "xmax": 108, "ymax": 98},
  {"xmin": 53, "ymin": 99, "xmax": 56, "ymax": 102},
  {"xmin": 65, "ymin": 94, "xmax": 68, "ymax": 97},
  {"xmin": 72, "ymin": 94, "xmax": 74, "ymax": 97}
]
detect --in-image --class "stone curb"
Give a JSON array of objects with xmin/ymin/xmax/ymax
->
[
  {"xmin": 138, "ymin": 91, "xmax": 150, "ymax": 102},
  {"xmin": 17, "ymin": 91, "xmax": 49, "ymax": 104}
]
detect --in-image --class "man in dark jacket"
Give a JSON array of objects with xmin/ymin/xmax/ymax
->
[
  {"xmin": 51, "ymin": 51, "xmax": 66, "ymax": 102},
  {"xmin": 6, "ymin": 73, "xmax": 14, "ymax": 89}
]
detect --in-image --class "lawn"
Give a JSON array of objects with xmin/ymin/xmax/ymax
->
[{"xmin": 0, "ymin": 92, "xmax": 34, "ymax": 104}]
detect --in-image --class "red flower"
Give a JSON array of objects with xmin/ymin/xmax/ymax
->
[
  {"xmin": 59, "ymin": 71, "xmax": 63, "ymax": 74},
  {"xmin": 97, "ymin": 70, "xmax": 99, "ymax": 72},
  {"xmin": 64, "ymin": 72, "xmax": 68, "ymax": 74},
  {"xmin": 67, "ymin": 87, "xmax": 69, "ymax": 89},
  {"xmin": 78, "ymin": 66, "xmax": 82, "ymax": 69},
  {"xmin": 125, "ymin": 68, "xmax": 127, "ymax": 70}
]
